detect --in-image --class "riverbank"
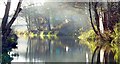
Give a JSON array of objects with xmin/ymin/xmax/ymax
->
[{"xmin": 78, "ymin": 23, "xmax": 120, "ymax": 63}]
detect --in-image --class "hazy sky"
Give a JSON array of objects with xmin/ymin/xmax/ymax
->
[
  {"xmin": 0, "ymin": 0, "xmax": 89, "ymax": 31},
  {"xmin": 0, "ymin": 0, "xmax": 27, "ymax": 31},
  {"xmin": 0, "ymin": 0, "xmax": 108, "ymax": 31},
  {"xmin": 0, "ymin": 0, "xmax": 117, "ymax": 18},
  {"xmin": 0, "ymin": 0, "xmax": 48, "ymax": 18},
  {"xmin": 0, "ymin": 0, "xmax": 57, "ymax": 31}
]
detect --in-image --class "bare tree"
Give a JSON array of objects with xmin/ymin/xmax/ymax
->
[{"xmin": 2, "ymin": 0, "xmax": 22, "ymax": 42}]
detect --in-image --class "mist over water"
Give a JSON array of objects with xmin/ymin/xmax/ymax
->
[{"xmin": 19, "ymin": 2, "xmax": 92, "ymax": 32}]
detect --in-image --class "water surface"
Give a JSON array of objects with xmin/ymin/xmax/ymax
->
[{"xmin": 11, "ymin": 36, "xmax": 92, "ymax": 62}]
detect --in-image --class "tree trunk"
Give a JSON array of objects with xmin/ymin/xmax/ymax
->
[
  {"xmin": 89, "ymin": 2, "xmax": 98, "ymax": 35},
  {"xmin": 2, "ymin": 0, "xmax": 11, "ymax": 35},
  {"xmin": 2, "ymin": 0, "xmax": 22, "ymax": 44}
]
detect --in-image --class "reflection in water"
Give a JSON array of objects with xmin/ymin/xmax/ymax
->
[
  {"xmin": 11, "ymin": 37, "xmax": 28, "ymax": 62},
  {"xmin": 11, "ymin": 36, "xmax": 92, "ymax": 62},
  {"xmin": 91, "ymin": 43, "xmax": 117, "ymax": 64}
]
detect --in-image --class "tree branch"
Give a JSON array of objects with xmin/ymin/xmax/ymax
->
[
  {"xmin": 92, "ymin": 2, "xmax": 104, "ymax": 38},
  {"xmin": 89, "ymin": 2, "xmax": 98, "ymax": 35},
  {"xmin": 93, "ymin": 2, "xmax": 100, "ymax": 32},
  {"xmin": 6, "ymin": 1, "xmax": 22, "ymax": 29},
  {"xmin": 2, "ymin": 0, "xmax": 11, "ymax": 35},
  {"xmin": 5, "ymin": 0, "xmax": 22, "ymax": 36}
]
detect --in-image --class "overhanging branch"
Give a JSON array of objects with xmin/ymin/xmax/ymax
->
[
  {"xmin": 1, "ymin": 0, "xmax": 11, "ymax": 35},
  {"xmin": 6, "ymin": 1, "xmax": 22, "ymax": 29},
  {"xmin": 89, "ymin": 2, "xmax": 98, "ymax": 35},
  {"xmin": 5, "ymin": 0, "xmax": 22, "ymax": 36}
]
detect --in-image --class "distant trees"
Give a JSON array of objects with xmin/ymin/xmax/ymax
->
[{"xmin": 20, "ymin": 5, "xmax": 51, "ymax": 33}]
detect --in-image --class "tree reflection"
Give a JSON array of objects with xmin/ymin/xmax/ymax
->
[
  {"xmin": 91, "ymin": 43, "xmax": 118, "ymax": 64},
  {"xmin": 23, "ymin": 36, "xmax": 92, "ymax": 62}
]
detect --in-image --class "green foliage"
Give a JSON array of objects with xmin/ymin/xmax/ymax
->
[
  {"xmin": 110, "ymin": 43, "xmax": 119, "ymax": 62},
  {"xmin": 112, "ymin": 23, "xmax": 120, "ymax": 44},
  {"xmin": 2, "ymin": 53, "xmax": 13, "ymax": 63},
  {"xmin": 78, "ymin": 29, "xmax": 97, "ymax": 52},
  {"xmin": 78, "ymin": 23, "xmax": 120, "ymax": 62},
  {"xmin": 7, "ymin": 37, "xmax": 15, "ymax": 43},
  {"xmin": 78, "ymin": 29, "xmax": 95, "ymax": 41}
]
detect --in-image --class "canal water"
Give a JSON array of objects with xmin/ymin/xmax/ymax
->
[{"xmin": 10, "ymin": 36, "xmax": 92, "ymax": 62}]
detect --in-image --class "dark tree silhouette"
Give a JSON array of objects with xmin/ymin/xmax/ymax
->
[
  {"xmin": 2, "ymin": 0, "xmax": 22, "ymax": 37},
  {"xmin": 1, "ymin": 0, "xmax": 22, "ymax": 63},
  {"xmin": 89, "ymin": 2, "xmax": 120, "ymax": 39},
  {"xmin": 2, "ymin": 0, "xmax": 22, "ymax": 43},
  {"xmin": 89, "ymin": 2, "xmax": 120, "ymax": 63},
  {"xmin": 89, "ymin": 2, "xmax": 98, "ymax": 35}
]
